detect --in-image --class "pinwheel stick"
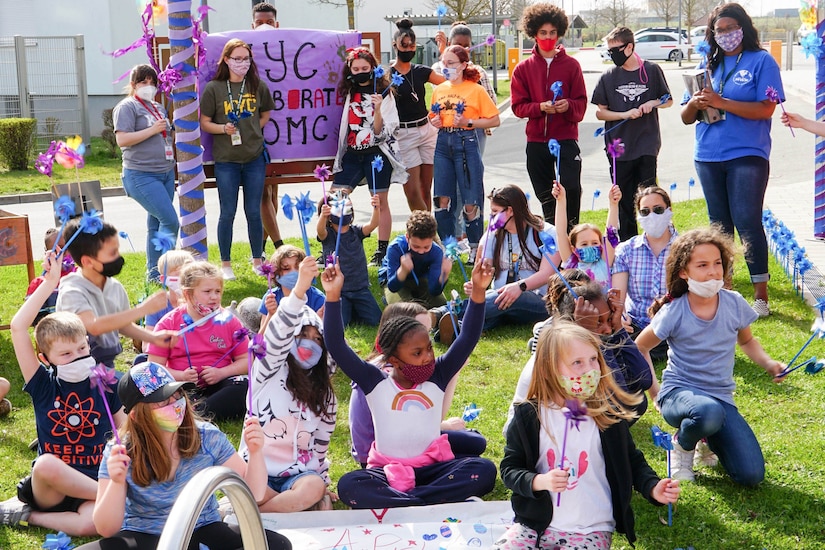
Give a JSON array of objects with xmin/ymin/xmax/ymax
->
[
  {"xmin": 176, "ymin": 301, "xmax": 237, "ymax": 336},
  {"xmin": 556, "ymin": 417, "xmax": 572, "ymax": 506},
  {"xmin": 456, "ymin": 259, "xmax": 468, "ymax": 282},
  {"xmin": 298, "ymin": 215, "xmax": 311, "ymax": 256},
  {"xmin": 542, "ymin": 250, "xmax": 579, "ymax": 299},
  {"xmin": 778, "ymin": 330, "xmax": 821, "ymax": 377}
]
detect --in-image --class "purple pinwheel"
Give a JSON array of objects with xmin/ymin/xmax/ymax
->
[
  {"xmin": 548, "ymin": 139, "xmax": 562, "ymax": 184},
  {"xmin": 42, "ymin": 531, "xmax": 75, "ymax": 550},
  {"xmin": 651, "ymin": 425, "xmax": 674, "ymax": 526},
  {"xmin": 36, "ymin": 141, "xmax": 60, "ymax": 178},
  {"xmin": 550, "ymin": 80, "xmax": 563, "ymax": 103},
  {"xmin": 557, "ymin": 399, "xmax": 588, "ymax": 506},
  {"xmin": 119, "ymin": 230, "xmax": 136, "ymax": 253},
  {"xmin": 212, "ymin": 327, "xmax": 251, "ymax": 368},
  {"xmin": 539, "ymin": 230, "xmax": 578, "ymax": 299},
  {"xmin": 314, "ymin": 164, "xmax": 332, "ymax": 204},
  {"xmin": 89, "ymin": 363, "xmax": 121, "ymax": 444},
  {"xmin": 469, "ymin": 34, "xmax": 497, "ymax": 51},
  {"xmin": 443, "ymin": 235, "xmax": 469, "ymax": 282},
  {"xmin": 479, "ymin": 212, "xmax": 508, "ymax": 261},
  {"xmin": 605, "ymin": 226, "xmax": 619, "ymax": 248},
  {"xmin": 766, "ymin": 86, "xmax": 794, "ymax": 137},
  {"xmin": 247, "ymin": 333, "xmax": 267, "ymax": 415},
  {"xmin": 61, "ymin": 209, "xmax": 103, "ymax": 254},
  {"xmin": 462, "ymin": 402, "xmax": 482, "ymax": 422},
  {"xmin": 607, "ymin": 139, "xmax": 625, "ymax": 188},
  {"xmin": 373, "ymin": 65, "xmax": 386, "ymax": 94},
  {"xmin": 259, "ymin": 261, "xmax": 275, "ymax": 291},
  {"xmin": 371, "ymin": 155, "xmax": 385, "ymax": 195}
]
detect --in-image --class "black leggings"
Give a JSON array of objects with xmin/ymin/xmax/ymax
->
[{"xmin": 75, "ymin": 522, "xmax": 291, "ymax": 550}]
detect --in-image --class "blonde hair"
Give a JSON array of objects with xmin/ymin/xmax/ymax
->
[
  {"xmin": 179, "ymin": 262, "xmax": 223, "ymax": 305},
  {"xmin": 119, "ymin": 394, "xmax": 201, "ymax": 487},
  {"xmin": 528, "ymin": 321, "xmax": 639, "ymax": 430},
  {"xmin": 34, "ymin": 312, "xmax": 87, "ymax": 357},
  {"xmin": 270, "ymin": 244, "xmax": 305, "ymax": 277},
  {"xmin": 158, "ymin": 250, "xmax": 195, "ymax": 277}
]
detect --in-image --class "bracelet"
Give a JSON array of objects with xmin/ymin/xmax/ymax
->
[{"xmin": 222, "ymin": 124, "xmax": 227, "ymax": 134}]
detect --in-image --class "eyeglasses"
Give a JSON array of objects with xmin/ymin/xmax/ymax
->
[
  {"xmin": 229, "ymin": 56, "xmax": 251, "ymax": 63},
  {"xmin": 151, "ymin": 390, "xmax": 184, "ymax": 409},
  {"xmin": 639, "ymin": 205, "xmax": 666, "ymax": 217},
  {"xmin": 712, "ymin": 24, "xmax": 741, "ymax": 35},
  {"xmin": 607, "ymin": 44, "xmax": 628, "ymax": 56}
]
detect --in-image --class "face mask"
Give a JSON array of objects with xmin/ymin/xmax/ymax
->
[
  {"xmin": 330, "ymin": 214, "xmax": 353, "ymax": 227},
  {"xmin": 537, "ymin": 38, "xmax": 557, "ymax": 52},
  {"xmin": 165, "ymin": 276, "xmax": 181, "ymax": 294},
  {"xmin": 349, "ymin": 71, "xmax": 372, "ymax": 86},
  {"xmin": 54, "ymin": 355, "xmax": 96, "ymax": 383},
  {"xmin": 687, "ymin": 277, "xmax": 725, "ymax": 298},
  {"xmin": 194, "ymin": 301, "xmax": 216, "ymax": 317},
  {"xmin": 637, "ymin": 208, "xmax": 673, "ymax": 239},
  {"xmin": 98, "ymin": 256, "xmax": 125, "ymax": 277},
  {"xmin": 135, "ymin": 85, "xmax": 157, "ymax": 102},
  {"xmin": 609, "ymin": 46, "xmax": 630, "ymax": 67},
  {"xmin": 276, "ymin": 271, "xmax": 300, "ymax": 290},
  {"xmin": 576, "ymin": 245, "xmax": 602, "ymax": 264},
  {"xmin": 289, "ymin": 338, "xmax": 324, "ymax": 369},
  {"xmin": 227, "ymin": 58, "xmax": 251, "ymax": 77},
  {"xmin": 715, "ymin": 27, "xmax": 744, "ymax": 52},
  {"xmin": 559, "ymin": 368, "xmax": 600, "ymax": 399},
  {"xmin": 152, "ymin": 396, "xmax": 186, "ymax": 432},
  {"xmin": 397, "ymin": 50, "xmax": 416, "ymax": 63},
  {"xmin": 396, "ymin": 358, "xmax": 436, "ymax": 385},
  {"xmin": 254, "ymin": 23, "xmax": 277, "ymax": 31},
  {"xmin": 442, "ymin": 67, "xmax": 461, "ymax": 82}
]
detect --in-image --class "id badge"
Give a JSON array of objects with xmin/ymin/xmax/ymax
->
[
  {"xmin": 231, "ymin": 132, "xmax": 242, "ymax": 146},
  {"xmin": 164, "ymin": 144, "xmax": 174, "ymax": 161}
]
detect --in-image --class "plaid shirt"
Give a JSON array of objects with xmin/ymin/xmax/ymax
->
[{"xmin": 612, "ymin": 227, "xmax": 677, "ymax": 329}]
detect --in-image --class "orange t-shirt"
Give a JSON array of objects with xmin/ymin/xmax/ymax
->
[{"xmin": 431, "ymin": 79, "xmax": 499, "ymax": 127}]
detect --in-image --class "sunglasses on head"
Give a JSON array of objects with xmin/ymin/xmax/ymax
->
[
  {"xmin": 607, "ymin": 44, "xmax": 628, "ymax": 56},
  {"xmin": 639, "ymin": 205, "xmax": 666, "ymax": 217}
]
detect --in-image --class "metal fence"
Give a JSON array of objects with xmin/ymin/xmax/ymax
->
[{"xmin": 0, "ymin": 35, "xmax": 90, "ymax": 153}]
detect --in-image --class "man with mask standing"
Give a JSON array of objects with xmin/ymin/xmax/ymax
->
[
  {"xmin": 592, "ymin": 26, "xmax": 672, "ymax": 241},
  {"xmin": 252, "ymin": 2, "xmax": 283, "ymax": 258},
  {"xmin": 511, "ymin": 3, "xmax": 586, "ymax": 231}
]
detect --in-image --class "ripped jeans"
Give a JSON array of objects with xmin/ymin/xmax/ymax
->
[{"xmin": 433, "ymin": 129, "xmax": 484, "ymax": 246}]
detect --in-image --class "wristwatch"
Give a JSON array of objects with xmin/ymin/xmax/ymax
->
[
  {"xmin": 467, "ymin": 119, "xmax": 474, "ymax": 128},
  {"xmin": 518, "ymin": 280, "xmax": 527, "ymax": 292}
]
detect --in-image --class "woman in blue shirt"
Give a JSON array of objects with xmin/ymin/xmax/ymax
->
[{"xmin": 680, "ymin": 2, "xmax": 781, "ymax": 318}]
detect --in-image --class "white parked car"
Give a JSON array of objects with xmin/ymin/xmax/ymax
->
[{"xmin": 633, "ymin": 31, "xmax": 690, "ymax": 61}]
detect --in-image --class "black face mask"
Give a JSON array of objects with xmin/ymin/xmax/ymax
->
[
  {"xmin": 348, "ymin": 72, "xmax": 373, "ymax": 85},
  {"xmin": 98, "ymin": 256, "xmax": 125, "ymax": 277},
  {"xmin": 609, "ymin": 46, "xmax": 630, "ymax": 67},
  {"xmin": 397, "ymin": 50, "xmax": 415, "ymax": 63}
]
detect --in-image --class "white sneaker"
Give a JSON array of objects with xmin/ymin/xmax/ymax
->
[
  {"xmin": 671, "ymin": 434, "xmax": 696, "ymax": 482},
  {"xmin": 752, "ymin": 299, "xmax": 770, "ymax": 318},
  {"xmin": 221, "ymin": 266, "xmax": 236, "ymax": 281},
  {"xmin": 694, "ymin": 439, "xmax": 719, "ymax": 468}
]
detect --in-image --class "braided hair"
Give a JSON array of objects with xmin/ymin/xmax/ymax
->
[{"xmin": 377, "ymin": 316, "xmax": 427, "ymax": 361}]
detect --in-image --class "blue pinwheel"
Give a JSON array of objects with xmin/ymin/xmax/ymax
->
[
  {"xmin": 371, "ymin": 155, "xmax": 385, "ymax": 195},
  {"xmin": 283, "ymin": 192, "xmax": 315, "ymax": 255},
  {"xmin": 151, "ymin": 230, "xmax": 176, "ymax": 290},
  {"xmin": 548, "ymin": 139, "xmax": 562, "ymax": 184},
  {"xmin": 436, "ymin": 5, "xmax": 447, "ymax": 30},
  {"xmin": 539, "ymin": 230, "xmax": 578, "ymax": 299},
  {"xmin": 42, "ymin": 531, "xmax": 75, "ymax": 550},
  {"xmin": 801, "ymin": 32, "xmax": 825, "ymax": 59},
  {"xmin": 688, "ymin": 177, "xmax": 695, "ymax": 200},
  {"xmin": 592, "ymin": 189, "xmax": 601, "ymax": 210},
  {"xmin": 373, "ymin": 65, "xmax": 385, "ymax": 94},
  {"xmin": 383, "ymin": 71, "xmax": 405, "ymax": 97},
  {"xmin": 651, "ymin": 425, "xmax": 674, "ymax": 526},
  {"xmin": 443, "ymin": 235, "xmax": 469, "ymax": 282},
  {"xmin": 454, "ymin": 101, "xmax": 466, "ymax": 116},
  {"xmin": 594, "ymin": 94, "xmax": 671, "ymax": 137},
  {"xmin": 61, "ymin": 209, "xmax": 103, "ymax": 254},
  {"xmin": 550, "ymin": 80, "xmax": 563, "ymax": 103},
  {"xmin": 462, "ymin": 402, "xmax": 482, "ymax": 422}
]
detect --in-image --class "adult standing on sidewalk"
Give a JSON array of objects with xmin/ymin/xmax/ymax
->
[
  {"xmin": 680, "ymin": 2, "xmax": 781, "ymax": 317},
  {"xmin": 200, "ymin": 38, "xmax": 275, "ymax": 281},
  {"xmin": 511, "ymin": 2, "xmax": 587, "ymax": 230},
  {"xmin": 592, "ymin": 26, "xmax": 672, "ymax": 242},
  {"xmin": 114, "ymin": 64, "xmax": 178, "ymax": 283}
]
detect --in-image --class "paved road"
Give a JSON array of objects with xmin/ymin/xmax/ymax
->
[{"xmin": 8, "ymin": 48, "xmax": 822, "ymax": 283}]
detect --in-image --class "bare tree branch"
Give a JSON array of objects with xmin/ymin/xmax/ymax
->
[
  {"xmin": 308, "ymin": 0, "xmax": 363, "ymax": 30},
  {"xmin": 650, "ymin": 0, "xmax": 678, "ymax": 27}
]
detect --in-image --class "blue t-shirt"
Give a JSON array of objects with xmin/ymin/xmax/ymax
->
[
  {"xmin": 99, "ymin": 422, "xmax": 236, "ymax": 535},
  {"xmin": 145, "ymin": 303, "xmax": 173, "ymax": 328},
  {"xmin": 379, "ymin": 235, "xmax": 446, "ymax": 296},
  {"xmin": 259, "ymin": 285, "xmax": 326, "ymax": 314},
  {"xmin": 25, "ymin": 366, "xmax": 122, "ymax": 479},
  {"xmin": 651, "ymin": 289, "xmax": 758, "ymax": 406},
  {"xmin": 319, "ymin": 224, "xmax": 370, "ymax": 292},
  {"xmin": 682, "ymin": 49, "xmax": 782, "ymax": 162}
]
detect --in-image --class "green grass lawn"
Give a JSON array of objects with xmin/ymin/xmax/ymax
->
[{"xmin": 1, "ymin": 201, "xmax": 824, "ymax": 549}]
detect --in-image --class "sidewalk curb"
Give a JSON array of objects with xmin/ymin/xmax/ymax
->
[{"xmin": 0, "ymin": 186, "xmax": 126, "ymax": 207}]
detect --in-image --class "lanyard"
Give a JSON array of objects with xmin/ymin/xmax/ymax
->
[
  {"xmin": 226, "ymin": 79, "xmax": 246, "ymax": 119},
  {"xmin": 135, "ymin": 96, "xmax": 167, "ymax": 139},
  {"xmin": 507, "ymin": 232, "xmax": 521, "ymax": 278},
  {"xmin": 717, "ymin": 53, "xmax": 743, "ymax": 96}
]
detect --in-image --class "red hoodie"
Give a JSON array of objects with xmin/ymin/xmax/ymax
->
[{"xmin": 511, "ymin": 45, "xmax": 587, "ymax": 143}]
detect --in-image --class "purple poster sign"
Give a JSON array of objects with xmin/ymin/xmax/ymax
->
[{"xmin": 200, "ymin": 29, "xmax": 362, "ymax": 162}]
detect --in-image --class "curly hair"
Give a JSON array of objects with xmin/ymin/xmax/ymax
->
[
  {"xmin": 338, "ymin": 47, "xmax": 390, "ymax": 97},
  {"xmin": 705, "ymin": 2, "xmax": 761, "ymax": 71},
  {"xmin": 529, "ymin": 321, "xmax": 640, "ymax": 430},
  {"xmin": 648, "ymin": 226, "xmax": 736, "ymax": 318},
  {"xmin": 406, "ymin": 210, "xmax": 438, "ymax": 239},
  {"xmin": 520, "ymin": 3, "xmax": 568, "ymax": 39},
  {"xmin": 212, "ymin": 39, "xmax": 262, "ymax": 95},
  {"xmin": 543, "ymin": 270, "xmax": 603, "ymax": 317},
  {"xmin": 270, "ymin": 244, "xmax": 305, "ymax": 277}
]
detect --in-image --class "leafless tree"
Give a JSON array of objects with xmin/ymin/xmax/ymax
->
[
  {"xmin": 426, "ymin": 0, "xmax": 515, "ymax": 23},
  {"xmin": 650, "ymin": 0, "xmax": 678, "ymax": 27},
  {"xmin": 593, "ymin": 0, "xmax": 636, "ymax": 28},
  {"xmin": 309, "ymin": 0, "xmax": 363, "ymax": 30}
]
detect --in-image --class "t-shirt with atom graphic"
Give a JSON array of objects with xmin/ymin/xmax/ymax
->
[{"xmin": 24, "ymin": 365, "xmax": 122, "ymax": 479}]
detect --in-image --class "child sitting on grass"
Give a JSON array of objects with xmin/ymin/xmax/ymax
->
[
  {"xmin": 25, "ymin": 227, "xmax": 77, "ymax": 327},
  {"xmin": 259, "ymin": 244, "xmax": 326, "ymax": 332}
]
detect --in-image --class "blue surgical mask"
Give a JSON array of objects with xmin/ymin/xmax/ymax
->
[
  {"xmin": 576, "ymin": 245, "xmax": 602, "ymax": 264},
  {"xmin": 276, "ymin": 271, "xmax": 300, "ymax": 290},
  {"xmin": 289, "ymin": 338, "xmax": 323, "ymax": 369}
]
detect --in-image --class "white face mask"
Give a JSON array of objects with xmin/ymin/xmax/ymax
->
[
  {"xmin": 442, "ymin": 67, "xmax": 462, "ymax": 81},
  {"xmin": 687, "ymin": 277, "xmax": 724, "ymax": 298},
  {"xmin": 165, "ymin": 276, "xmax": 181, "ymax": 294},
  {"xmin": 55, "ymin": 355, "xmax": 96, "ymax": 383},
  {"xmin": 254, "ymin": 23, "xmax": 277, "ymax": 31},
  {"xmin": 637, "ymin": 208, "xmax": 673, "ymax": 239},
  {"xmin": 135, "ymin": 85, "xmax": 157, "ymax": 102}
]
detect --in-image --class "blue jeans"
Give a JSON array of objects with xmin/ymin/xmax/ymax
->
[
  {"xmin": 437, "ymin": 289, "xmax": 548, "ymax": 332},
  {"xmin": 341, "ymin": 286, "xmax": 382, "ymax": 326},
  {"xmin": 695, "ymin": 156, "xmax": 770, "ymax": 283},
  {"xmin": 122, "ymin": 168, "xmax": 178, "ymax": 280},
  {"xmin": 214, "ymin": 153, "xmax": 266, "ymax": 262},
  {"xmin": 660, "ymin": 387, "xmax": 765, "ymax": 486},
  {"xmin": 433, "ymin": 129, "xmax": 484, "ymax": 246}
]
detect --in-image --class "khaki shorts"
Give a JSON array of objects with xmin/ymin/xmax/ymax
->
[{"xmin": 397, "ymin": 121, "xmax": 438, "ymax": 168}]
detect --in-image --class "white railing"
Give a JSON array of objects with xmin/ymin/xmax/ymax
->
[{"xmin": 157, "ymin": 466, "xmax": 268, "ymax": 550}]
